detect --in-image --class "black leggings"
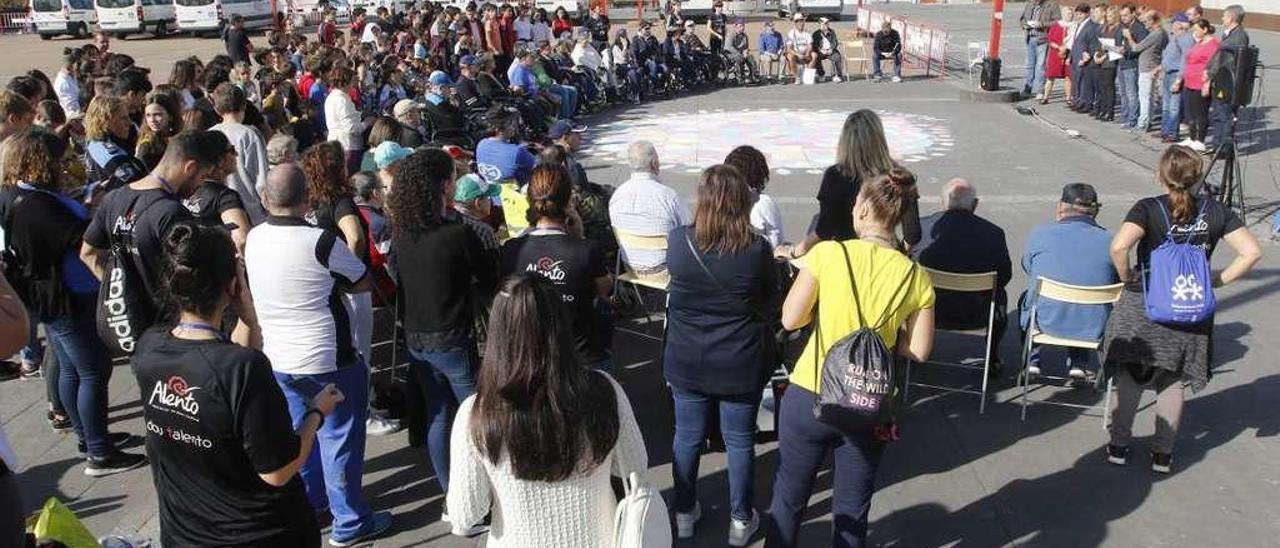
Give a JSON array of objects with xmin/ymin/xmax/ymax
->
[
  {"xmin": 1184, "ymin": 88, "xmax": 1210, "ymax": 142},
  {"xmin": 1095, "ymin": 66, "xmax": 1117, "ymax": 120}
]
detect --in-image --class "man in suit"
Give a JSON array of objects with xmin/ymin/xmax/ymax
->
[
  {"xmin": 1207, "ymin": 4, "xmax": 1250, "ymax": 151},
  {"xmin": 913, "ymin": 179, "xmax": 1012, "ymax": 371},
  {"xmin": 1070, "ymin": 3, "xmax": 1103, "ymax": 112}
]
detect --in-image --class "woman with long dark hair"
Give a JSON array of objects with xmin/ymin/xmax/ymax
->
[
  {"xmin": 136, "ymin": 91, "xmax": 182, "ymax": 170},
  {"xmin": 446, "ymin": 274, "xmax": 647, "ymax": 546},
  {"xmin": 1174, "ymin": 19, "xmax": 1218, "ymax": 152},
  {"xmin": 385, "ymin": 148, "xmax": 496, "ymax": 519},
  {"xmin": 664, "ymin": 164, "xmax": 780, "ymax": 546},
  {"xmin": 1103, "ymin": 145, "xmax": 1260, "ymax": 473},
  {"xmin": 725, "ymin": 145, "xmax": 784, "ymax": 248},
  {"xmin": 169, "ymin": 58, "xmax": 201, "ymax": 110},
  {"xmin": 793, "ymin": 109, "xmax": 921, "ymax": 257},
  {"xmin": 4, "ymin": 129, "xmax": 147, "ymax": 476},
  {"xmin": 132, "ymin": 221, "xmax": 342, "ymax": 546},
  {"xmin": 500, "ymin": 164, "xmax": 613, "ymax": 370},
  {"xmin": 768, "ymin": 168, "xmax": 936, "ymax": 548}
]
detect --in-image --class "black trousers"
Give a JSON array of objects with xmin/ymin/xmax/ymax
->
[
  {"xmin": 1095, "ymin": 66, "xmax": 1117, "ymax": 120},
  {"xmin": 1184, "ymin": 89, "xmax": 1210, "ymax": 142}
]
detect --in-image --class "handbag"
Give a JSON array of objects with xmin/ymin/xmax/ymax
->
[{"xmin": 613, "ymin": 471, "xmax": 672, "ymax": 548}]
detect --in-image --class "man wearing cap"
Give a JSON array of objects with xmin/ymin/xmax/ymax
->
[
  {"xmin": 786, "ymin": 14, "xmax": 814, "ymax": 85},
  {"xmin": 759, "ymin": 20, "xmax": 784, "ymax": 82},
  {"xmin": 872, "ymin": 19, "xmax": 903, "ymax": 82},
  {"xmin": 392, "ymin": 99, "xmax": 426, "ymax": 148},
  {"xmin": 812, "ymin": 17, "xmax": 844, "ymax": 83},
  {"xmin": 452, "ymin": 173, "xmax": 503, "ymax": 259},
  {"xmin": 633, "ymin": 22, "xmax": 664, "ymax": 81},
  {"xmin": 1159, "ymin": 12, "xmax": 1195, "ymax": 142},
  {"xmin": 454, "ymin": 54, "xmax": 488, "ymax": 113},
  {"xmin": 1020, "ymin": 183, "xmax": 1116, "ymax": 379},
  {"xmin": 423, "ymin": 71, "xmax": 471, "ymax": 147},
  {"xmin": 547, "ymin": 120, "xmax": 588, "ymax": 187},
  {"xmin": 913, "ymin": 179, "xmax": 1012, "ymax": 371}
]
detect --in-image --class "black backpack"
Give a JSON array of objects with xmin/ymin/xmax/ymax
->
[
  {"xmin": 96, "ymin": 196, "xmax": 162, "ymax": 358},
  {"xmin": 812, "ymin": 243, "xmax": 917, "ymax": 436}
]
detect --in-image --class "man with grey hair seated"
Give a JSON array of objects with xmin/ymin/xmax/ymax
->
[
  {"xmin": 244, "ymin": 163, "xmax": 394, "ymax": 547},
  {"xmin": 607, "ymin": 140, "xmax": 691, "ymax": 281},
  {"xmin": 913, "ymin": 178, "xmax": 1012, "ymax": 371}
]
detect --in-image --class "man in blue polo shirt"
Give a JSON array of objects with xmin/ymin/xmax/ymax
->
[
  {"xmin": 475, "ymin": 108, "xmax": 537, "ymax": 187},
  {"xmin": 1020, "ymin": 183, "xmax": 1118, "ymax": 380}
]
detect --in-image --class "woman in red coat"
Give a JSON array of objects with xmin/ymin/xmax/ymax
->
[
  {"xmin": 552, "ymin": 7, "xmax": 573, "ymax": 39},
  {"xmin": 1042, "ymin": 6, "xmax": 1072, "ymax": 105}
]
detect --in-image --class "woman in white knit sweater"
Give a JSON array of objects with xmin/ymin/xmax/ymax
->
[
  {"xmin": 323, "ymin": 66, "xmax": 365, "ymax": 175},
  {"xmin": 447, "ymin": 275, "xmax": 648, "ymax": 547}
]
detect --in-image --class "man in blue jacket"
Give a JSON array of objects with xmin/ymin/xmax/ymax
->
[
  {"xmin": 759, "ymin": 21, "xmax": 784, "ymax": 82},
  {"xmin": 1020, "ymin": 183, "xmax": 1118, "ymax": 379}
]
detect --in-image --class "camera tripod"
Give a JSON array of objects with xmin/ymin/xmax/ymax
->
[{"xmin": 1201, "ymin": 110, "xmax": 1246, "ymax": 223}]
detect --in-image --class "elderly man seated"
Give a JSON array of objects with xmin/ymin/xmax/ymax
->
[
  {"xmin": 607, "ymin": 140, "xmax": 691, "ymax": 282},
  {"xmin": 1020, "ymin": 183, "xmax": 1118, "ymax": 379},
  {"xmin": 913, "ymin": 179, "xmax": 1012, "ymax": 371}
]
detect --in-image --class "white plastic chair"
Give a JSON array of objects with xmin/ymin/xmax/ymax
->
[{"xmin": 967, "ymin": 41, "xmax": 987, "ymax": 88}]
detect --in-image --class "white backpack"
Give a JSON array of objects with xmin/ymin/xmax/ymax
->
[{"xmin": 613, "ymin": 472, "xmax": 672, "ymax": 548}]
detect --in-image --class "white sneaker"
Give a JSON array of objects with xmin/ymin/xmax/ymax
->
[
  {"xmin": 1068, "ymin": 367, "xmax": 1087, "ymax": 381},
  {"xmin": 1188, "ymin": 140, "xmax": 1207, "ymax": 152},
  {"xmin": 892, "ymin": 76, "xmax": 902, "ymax": 83},
  {"xmin": 1026, "ymin": 365, "xmax": 1042, "ymax": 378},
  {"xmin": 1035, "ymin": 92, "xmax": 1044, "ymax": 100},
  {"xmin": 727, "ymin": 510, "xmax": 759, "ymax": 547},
  {"xmin": 674, "ymin": 502, "xmax": 701, "ymax": 539},
  {"xmin": 831, "ymin": 76, "xmax": 842, "ymax": 83},
  {"xmin": 441, "ymin": 512, "xmax": 489, "ymax": 537},
  {"xmin": 366, "ymin": 415, "xmax": 402, "ymax": 436}
]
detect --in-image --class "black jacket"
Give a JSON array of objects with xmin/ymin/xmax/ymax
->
[
  {"xmin": 632, "ymin": 34, "xmax": 660, "ymax": 64},
  {"xmin": 812, "ymin": 28, "xmax": 841, "ymax": 54},
  {"xmin": 873, "ymin": 29, "xmax": 901, "ymax": 55},
  {"xmin": 913, "ymin": 209, "xmax": 1012, "ymax": 328}
]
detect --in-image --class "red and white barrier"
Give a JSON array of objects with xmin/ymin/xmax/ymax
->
[{"xmin": 856, "ymin": 6, "xmax": 949, "ymax": 77}]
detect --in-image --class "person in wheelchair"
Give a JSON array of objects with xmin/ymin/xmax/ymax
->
[
  {"xmin": 631, "ymin": 22, "xmax": 665, "ymax": 92},
  {"xmin": 681, "ymin": 21, "xmax": 717, "ymax": 85},
  {"xmin": 572, "ymin": 34, "xmax": 613, "ymax": 103},
  {"xmin": 727, "ymin": 19, "xmax": 760, "ymax": 84},
  {"xmin": 421, "ymin": 70, "xmax": 474, "ymax": 148},
  {"xmin": 611, "ymin": 29, "xmax": 644, "ymax": 102}
]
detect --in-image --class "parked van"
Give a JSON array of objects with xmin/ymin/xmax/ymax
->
[
  {"xmin": 95, "ymin": 0, "xmax": 175, "ymax": 37},
  {"xmin": 175, "ymin": 0, "xmax": 274, "ymax": 35},
  {"xmin": 30, "ymin": 0, "xmax": 97, "ymax": 39},
  {"xmin": 778, "ymin": 0, "xmax": 842, "ymax": 20}
]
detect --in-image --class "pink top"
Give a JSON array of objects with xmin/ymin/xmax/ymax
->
[{"xmin": 1183, "ymin": 37, "xmax": 1219, "ymax": 91}]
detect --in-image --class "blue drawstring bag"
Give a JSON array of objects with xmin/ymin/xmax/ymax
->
[{"xmin": 1143, "ymin": 200, "xmax": 1215, "ymax": 325}]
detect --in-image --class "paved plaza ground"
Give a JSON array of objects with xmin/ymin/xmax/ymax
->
[{"xmin": 2, "ymin": 3, "xmax": 1280, "ymax": 546}]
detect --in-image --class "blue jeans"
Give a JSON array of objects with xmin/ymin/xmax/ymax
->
[
  {"xmin": 274, "ymin": 361, "xmax": 373, "ymax": 540},
  {"xmin": 671, "ymin": 387, "xmax": 761, "ymax": 521},
  {"xmin": 407, "ymin": 342, "xmax": 477, "ymax": 493},
  {"xmin": 549, "ymin": 84, "xmax": 578, "ymax": 120},
  {"xmin": 1118, "ymin": 66, "xmax": 1139, "ymax": 126},
  {"xmin": 766, "ymin": 386, "xmax": 885, "ymax": 548},
  {"xmin": 47, "ymin": 293, "xmax": 113, "ymax": 458},
  {"xmin": 1160, "ymin": 70, "xmax": 1183, "ymax": 138},
  {"xmin": 872, "ymin": 52, "xmax": 902, "ymax": 78},
  {"xmin": 1024, "ymin": 36, "xmax": 1048, "ymax": 95},
  {"xmin": 1136, "ymin": 69, "xmax": 1157, "ymax": 130}
]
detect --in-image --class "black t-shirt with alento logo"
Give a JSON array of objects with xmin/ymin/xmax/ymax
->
[
  {"xmin": 130, "ymin": 329, "xmax": 318, "ymax": 547},
  {"xmin": 1125, "ymin": 195, "xmax": 1244, "ymax": 272},
  {"xmin": 500, "ymin": 230, "xmax": 609, "ymax": 365}
]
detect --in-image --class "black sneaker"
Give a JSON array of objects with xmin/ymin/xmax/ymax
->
[
  {"xmin": 48, "ymin": 411, "xmax": 73, "ymax": 432},
  {"xmin": 84, "ymin": 451, "xmax": 148, "ymax": 477},
  {"xmin": 1151, "ymin": 452, "xmax": 1172, "ymax": 474},
  {"xmin": 78, "ymin": 432, "xmax": 134, "ymax": 457},
  {"xmin": 1106, "ymin": 444, "xmax": 1129, "ymax": 466}
]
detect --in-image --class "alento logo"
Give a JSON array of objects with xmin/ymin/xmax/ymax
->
[
  {"xmin": 148, "ymin": 376, "xmax": 202, "ymax": 419},
  {"xmin": 1171, "ymin": 274, "xmax": 1203, "ymax": 302}
]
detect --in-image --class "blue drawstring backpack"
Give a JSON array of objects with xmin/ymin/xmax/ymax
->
[{"xmin": 1143, "ymin": 200, "xmax": 1215, "ymax": 325}]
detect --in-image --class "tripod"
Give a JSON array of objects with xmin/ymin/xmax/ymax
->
[{"xmin": 1201, "ymin": 108, "xmax": 1246, "ymax": 223}]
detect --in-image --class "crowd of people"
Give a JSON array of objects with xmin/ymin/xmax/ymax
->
[
  {"xmin": 0, "ymin": 2, "xmax": 1267, "ymax": 548},
  {"xmin": 1021, "ymin": 1, "xmax": 1252, "ymax": 153}
]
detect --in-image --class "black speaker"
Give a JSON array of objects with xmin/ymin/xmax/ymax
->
[
  {"xmin": 980, "ymin": 57, "xmax": 1001, "ymax": 92},
  {"xmin": 1212, "ymin": 45, "xmax": 1259, "ymax": 109}
]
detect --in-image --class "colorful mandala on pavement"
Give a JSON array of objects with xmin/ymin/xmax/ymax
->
[{"xmin": 581, "ymin": 108, "xmax": 955, "ymax": 175}]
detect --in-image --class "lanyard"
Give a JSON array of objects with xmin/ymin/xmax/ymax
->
[
  {"xmin": 175, "ymin": 322, "xmax": 225, "ymax": 341},
  {"xmin": 155, "ymin": 175, "xmax": 175, "ymax": 196}
]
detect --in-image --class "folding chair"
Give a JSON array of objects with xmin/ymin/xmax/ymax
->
[
  {"xmin": 758, "ymin": 51, "xmax": 784, "ymax": 81},
  {"xmin": 1018, "ymin": 277, "xmax": 1125, "ymax": 426},
  {"xmin": 966, "ymin": 41, "xmax": 987, "ymax": 88},
  {"xmin": 843, "ymin": 39, "xmax": 872, "ymax": 80},
  {"xmin": 903, "ymin": 268, "xmax": 998, "ymax": 414},
  {"xmin": 611, "ymin": 229, "xmax": 670, "ymax": 341}
]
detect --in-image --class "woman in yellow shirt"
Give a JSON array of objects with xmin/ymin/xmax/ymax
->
[{"xmin": 766, "ymin": 168, "xmax": 936, "ymax": 548}]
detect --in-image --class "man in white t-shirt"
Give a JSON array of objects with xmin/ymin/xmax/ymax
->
[
  {"xmin": 786, "ymin": 13, "xmax": 815, "ymax": 84},
  {"xmin": 245, "ymin": 164, "xmax": 393, "ymax": 547}
]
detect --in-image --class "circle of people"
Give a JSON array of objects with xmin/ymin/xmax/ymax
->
[
  {"xmin": 1020, "ymin": 1, "xmax": 1251, "ymax": 152},
  {"xmin": 0, "ymin": 2, "xmax": 1264, "ymax": 548}
]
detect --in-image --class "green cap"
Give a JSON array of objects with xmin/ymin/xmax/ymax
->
[{"xmin": 454, "ymin": 173, "xmax": 503, "ymax": 202}]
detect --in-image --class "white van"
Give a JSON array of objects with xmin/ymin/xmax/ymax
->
[
  {"xmin": 175, "ymin": 0, "xmax": 274, "ymax": 35},
  {"xmin": 30, "ymin": 0, "xmax": 98, "ymax": 39},
  {"xmin": 287, "ymin": 0, "xmax": 350, "ymax": 26},
  {"xmin": 779, "ymin": 0, "xmax": 842, "ymax": 20},
  {"xmin": 95, "ymin": 0, "xmax": 176, "ymax": 37}
]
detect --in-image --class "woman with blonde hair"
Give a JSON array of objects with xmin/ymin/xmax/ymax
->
[
  {"xmin": 1103, "ymin": 145, "xmax": 1260, "ymax": 473},
  {"xmin": 83, "ymin": 96, "xmax": 146, "ymax": 199},
  {"xmin": 768, "ymin": 167, "xmax": 935, "ymax": 548}
]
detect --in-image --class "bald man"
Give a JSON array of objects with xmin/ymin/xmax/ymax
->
[
  {"xmin": 913, "ymin": 179, "xmax": 1012, "ymax": 371},
  {"xmin": 244, "ymin": 163, "xmax": 392, "ymax": 546}
]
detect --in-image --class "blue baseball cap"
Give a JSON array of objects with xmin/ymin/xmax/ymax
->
[
  {"xmin": 1172, "ymin": 13, "xmax": 1190, "ymax": 23},
  {"xmin": 373, "ymin": 141, "xmax": 413, "ymax": 170},
  {"xmin": 428, "ymin": 70, "xmax": 455, "ymax": 87},
  {"xmin": 459, "ymin": 54, "xmax": 478, "ymax": 66}
]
